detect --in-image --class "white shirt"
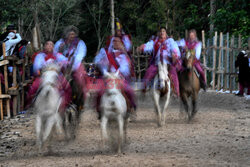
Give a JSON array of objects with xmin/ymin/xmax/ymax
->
[
  {"xmin": 2, "ymin": 33, "xmax": 22, "ymax": 57},
  {"xmin": 54, "ymin": 38, "xmax": 87, "ymax": 71}
]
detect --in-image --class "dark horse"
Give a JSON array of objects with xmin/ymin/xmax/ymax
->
[
  {"xmin": 178, "ymin": 50, "xmax": 200, "ymax": 121},
  {"xmin": 63, "ymin": 61, "xmax": 85, "ymax": 139}
]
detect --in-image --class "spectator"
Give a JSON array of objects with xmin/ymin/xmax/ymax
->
[
  {"xmin": 235, "ymin": 50, "xmax": 250, "ymax": 96},
  {"xmin": 1, "ymin": 32, "xmax": 22, "ymax": 58}
]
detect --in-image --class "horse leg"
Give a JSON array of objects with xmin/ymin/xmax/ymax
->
[
  {"xmin": 162, "ymin": 87, "xmax": 171, "ymax": 125},
  {"xmin": 117, "ymin": 115, "xmax": 124, "ymax": 154},
  {"xmin": 42, "ymin": 115, "xmax": 55, "ymax": 145},
  {"xmin": 55, "ymin": 113, "xmax": 64, "ymax": 135},
  {"xmin": 191, "ymin": 93, "xmax": 198, "ymax": 120},
  {"xmin": 153, "ymin": 91, "xmax": 162, "ymax": 127},
  {"xmin": 124, "ymin": 117, "xmax": 128, "ymax": 143},
  {"xmin": 181, "ymin": 94, "xmax": 190, "ymax": 121},
  {"xmin": 101, "ymin": 116, "xmax": 108, "ymax": 147},
  {"xmin": 36, "ymin": 115, "xmax": 43, "ymax": 151},
  {"xmin": 179, "ymin": 99, "xmax": 186, "ymax": 119}
]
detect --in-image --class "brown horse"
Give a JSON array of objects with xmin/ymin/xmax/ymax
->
[{"xmin": 178, "ymin": 50, "xmax": 200, "ymax": 121}]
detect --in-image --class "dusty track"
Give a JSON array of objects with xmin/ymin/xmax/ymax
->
[{"xmin": 0, "ymin": 91, "xmax": 250, "ymax": 167}]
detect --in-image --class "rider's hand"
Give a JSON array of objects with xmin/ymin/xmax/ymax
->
[
  {"xmin": 59, "ymin": 43, "xmax": 65, "ymax": 53},
  {"xmin": 136, "ymin": 45, "xmax": 144, "ymax": 54},
  {"xmin": 172, "ymin": 54, "xmax": 177, "ymax": 64}
]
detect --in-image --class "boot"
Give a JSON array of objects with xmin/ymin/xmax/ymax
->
[{"xmin": 199, "ymin": 77, "xmax": 207, "ymax": 92}]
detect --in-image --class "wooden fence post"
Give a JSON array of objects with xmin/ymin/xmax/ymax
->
[
  {"xmin": 236, "ymin": 35, "xmax": 242, "ymax": 91},
  {"xmin": 202, "ymin": 30, "xmax": 207, "ymax": 82},
  {"xmin": 217, "ymin": 32, "xmax": 223, "ymax": 90},
  {"xmin": 212, "ymin": 31, "xmax": 217, "ymax": 90},
  {"xmin": 137, "ymin": 49, "xmax": 141, "ymax": 80},
  {"xmin": 2, "ymin": 43, "xmax": 11, "ymax": 118},
  {"xmin": 229, "ymin": 35, "xmax": 234, "ymax": 93},
  {"xmin": 223, "ymin": 33, "xmax": 229, "ymax": 90}
]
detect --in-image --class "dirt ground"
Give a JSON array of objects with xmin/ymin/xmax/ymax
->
[{"xmin": 0, "ymin": 91, "xmax": 250, "ymax": 167}]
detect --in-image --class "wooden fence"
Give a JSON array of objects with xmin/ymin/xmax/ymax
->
[
  {"xmin": 0, "ymin": 44, "xmax": 33, "ymax": 120},
  {"xmin": 133, "ymin": 31, "xmax": 250, "ymax": 92},
  {"xmin": 201, "ymin": 31, "xmax": 249, "ymax": 92}
]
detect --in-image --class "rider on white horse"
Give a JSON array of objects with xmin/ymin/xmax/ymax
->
[
  {"xmin": 94, "ymin": 37, "xmax": 136, "ymax": 119},
  {"xmin": 137, "ymin": 27, "xmax": 181, "ymax": 96},
  {"xmin": 26, "ymin": 41, "xmax": 71, "ymax": 112}
]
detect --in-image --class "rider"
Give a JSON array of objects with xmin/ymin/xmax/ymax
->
[
  {"xmin": 106, "ymin": 18, "xmax": 135, "ymax": 79},
  {"xmin": 176, "ymin": 29, "xmax": 207, "ymax": 90},
  {"xmin": 94, "ymin": 37, "xmax": 136, "ymax": 118},
  {"xmin": 54, "ymin": 25, "xmax": 87, "ymax": 98},
  {"xmin": 26, "ymin": 40, "xmax": 71, "ymax": 111},
  {"xmin": 137, "ymin": 27, "xmax": 181, "ymax": 97}
]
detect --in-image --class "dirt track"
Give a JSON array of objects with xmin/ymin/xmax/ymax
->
[{"xmin": 1, "ymin": 91, "xmax": 250, "ymax": 167}]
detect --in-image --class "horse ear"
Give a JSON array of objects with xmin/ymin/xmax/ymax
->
[
  {"xmin": 103, "ymin": 70, "xmax": 111, "ymax": 78},
  {"xmin": 186, "ymin": 51, "xmax": 191, "ymax": 59},
  {"xmin": 115, "ymin": 70, "xmax": 120, "ymax": 77}
]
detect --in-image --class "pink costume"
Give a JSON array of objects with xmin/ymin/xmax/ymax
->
[{"xmin": 142, "ymin": 37, "xmax": 181, "ymax": 96}]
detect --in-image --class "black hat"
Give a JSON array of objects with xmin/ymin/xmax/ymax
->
[{"xmin": 6, "ymin": 24, "xmax": 16, "ymax": 31}]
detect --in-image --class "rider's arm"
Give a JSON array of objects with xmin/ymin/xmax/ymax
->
[
  {"xmin": 118, "ymin": 54, "xmax": 130, "ymax": 78},
  {"xmin": 141, "ymin": 40, "xmax": 154, "ymax": 54},
  {"xmin": 122, "ymin": 35, "xmax": 132, "ymax": 53},
  {"xmin": 195, "ymin": 42, "xmax": 202, "ymax": 60},
  {"xmin": 72, "ymin": 40, "xmax": 87, "ymax": 71},
  {"xmin": 33, "ymin": 53, "xmax": 45, "ymax": 76},
  {"xmin": 94, "ymin": 48, "xmax": 109, "ymax": 75},
  {"xmin": 169, "ymin": 38, "xmax": 181, "ymax": 62},
  {"xmin": 53, "ymin": 39, "xmax": 63, "ymax": 55},
  {"xmin": 176, "ymin": 38, "xmax": 186, "ymax": 47}
]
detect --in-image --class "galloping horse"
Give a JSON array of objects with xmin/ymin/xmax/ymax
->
[
  {"xmin": 100, "ymin": 70, "xmax": 129, "ymax": 154},
  {"xmin": 34, "ymin": 63, "xmax": 63, "ymax": 150},
  {"xmin": 178, "ymin": 50, "xmax": 200, "ymax": 121},
  {"xmin": 152, "ymin": 62, "xmax": 171, "ymax": 127},
  {"xmin": 63, "ymin": 60, "xmax": 85, "ymax": 133}
]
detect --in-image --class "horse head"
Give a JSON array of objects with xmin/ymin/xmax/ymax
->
[
  {"xmin": 40, "ymin": 62, "xmax": 61, "ymax": 87},
  {"xmin": 158, "ymin": 62, "xmax": 169, "ymax": 90},
  {"xmin": 184, "ymin": 49, "xmax": 195, "ymax": 71},
  {"xmin": 103, "ymin": 70, "xmax": 123, "ymax": 96}
]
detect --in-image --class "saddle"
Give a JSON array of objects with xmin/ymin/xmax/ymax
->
[{"xmin": 121, "ymin": 89, "xmax": 132, "ymax": 113}]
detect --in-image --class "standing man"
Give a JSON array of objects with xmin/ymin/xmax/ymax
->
[{"xmin": 235, "ymin": 50, "xmax": 250, "ymax": 96}]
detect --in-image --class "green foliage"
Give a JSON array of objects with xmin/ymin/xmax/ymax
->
[
  {"xmin": 212, "ymin": 0, "xmax": 250, "ymax": 41},
  {"xmin": 0, "ymin": 0, "xmax": 249, "ymax": 60}
]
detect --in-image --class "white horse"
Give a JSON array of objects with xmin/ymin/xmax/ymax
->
[
  {"xmin": 100, "ymin": 70, "xmax": 128, "ymax": 154},
  {"xmin": 34, "ymin": 63, "xmax": 63, "ymax": 150},
  {"xmin": 152, "ymin": 62, "xmax": 171, "ymax": 127}
]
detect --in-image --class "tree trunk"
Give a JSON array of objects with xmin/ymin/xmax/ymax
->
[
  {"xmin": 32, "ymin": 3, "xmax": 42, "ymax": 50},
  {"xmin": 172, "ymin": 0, "xmax": 176, "ymax": 36},
  {"xmin": 110, "ymin": 0, "xmax": 115, "ymax": 35},
  {"xmin": 209, "ymin": 0, "xmax": 216, "ymax": 38}
]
